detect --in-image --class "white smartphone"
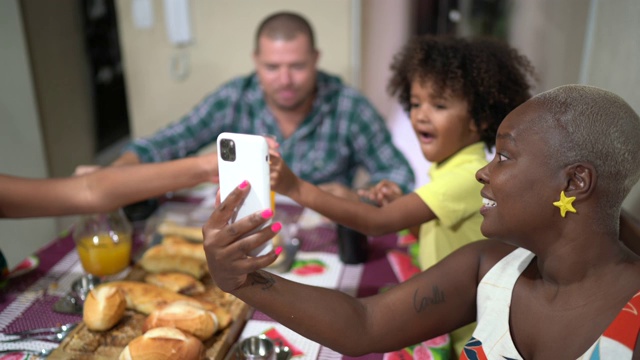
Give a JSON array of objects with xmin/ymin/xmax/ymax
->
[{"xmin": 217, "ymin": 132, "xmax": 272, "ymax": 256}]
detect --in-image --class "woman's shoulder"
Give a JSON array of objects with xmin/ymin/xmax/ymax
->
[{"xmin": 457, "ymin": 240, "xmax": 521, "ymax": 279}]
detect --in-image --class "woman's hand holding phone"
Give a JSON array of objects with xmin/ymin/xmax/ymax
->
[{"xmin": 203, "ymin": 182, "xmax": 281, "ymax": 293}]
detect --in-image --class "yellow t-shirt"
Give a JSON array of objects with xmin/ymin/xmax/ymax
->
[
  {"xmin": 414, "ymin": 142, "xmax": 487, "ymax": 358},
  {"xmin": 414, "ymin": 142, "xmax": 487, "ymax": 270}
]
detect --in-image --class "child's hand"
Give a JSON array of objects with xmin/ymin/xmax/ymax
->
[
  {"xmin": 264, "ymin": 135, "xmax": 281, "ymax": 159},
  {"xmin": 269, "ymin": 155, "xmax": 299, "ymax": 197},
  {"xmin": 199, "ymin": 152, "xmax": 219, "ymax": 183},
  {"xmin": 358, "ymin": 180, "xmax": 403, "ymax": 205}
]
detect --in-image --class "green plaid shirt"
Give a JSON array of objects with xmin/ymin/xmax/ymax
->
[{"xmin": 125, "ymin": 71, "xmax": 415, "ymax": 192}]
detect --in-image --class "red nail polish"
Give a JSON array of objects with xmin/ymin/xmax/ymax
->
[
  {"xmin": 271, "ymin": 222, "xmax": 282, "ymax": 232},
  {"xmin": 274, "ymin": 246, "xmax": 283, "ymax": 255},
  {"xmin": 238, "ymin": 180, "xmax": 248, "ymax": 189},
  {"xmin": 261, "ymin": 209, "xmax": 273, "ymax": 219}
]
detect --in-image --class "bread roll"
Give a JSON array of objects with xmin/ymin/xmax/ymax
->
[
  {"xmin": 105, "ymin": 281, "xmax": 232, "ymax": 329},
  {"xmin": 139, "ymin": 245, "xmax": 207, "ymax": 279},
  {"xmin": 83, "ymin": 286, "xmax": 126, "ymax": 331},
  {"xmin": 144, "ymin": 272, "xmax": 205, "ymax": 295},
  {"xmin": 157, "ymin": 221, "xmax": 204, "ymax": 242},
  {"xmin": 143, "ymin": 301, "xmax": 219, "ymax": 340},
  {"xmin": 119, "ymin": 327, "xmax": 204, "ymax": 360},
  {"xmin": 161, "ymin": 235, "xmax": 207, "ymax": 262}
]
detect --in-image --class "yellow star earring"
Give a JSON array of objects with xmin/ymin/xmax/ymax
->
[{"xmin": 553, "ymin": 191, "xmax": 577, "ymax": 218}]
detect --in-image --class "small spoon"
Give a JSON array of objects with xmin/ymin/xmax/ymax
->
[{"xmin": 7, "ymin": 322, "xmax": 77, "ymax": 336}]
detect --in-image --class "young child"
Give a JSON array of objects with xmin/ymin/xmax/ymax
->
[
  {"xmin": 204, "ymin": 84, "xmax": 640, "ymax": 359},
  {"xmin": 269, "ymin": 35, "xmax": 535, "ymax": 355}
]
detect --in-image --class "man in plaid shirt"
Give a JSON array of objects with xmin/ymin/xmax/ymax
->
[{"xmin": 109, "ymin": 11, "xmax": 414, "ymax": 197}]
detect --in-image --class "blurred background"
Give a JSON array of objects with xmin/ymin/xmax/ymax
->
[{"xmin": 1, "ymin": 0, "xmax": 638, "ymax": 267}]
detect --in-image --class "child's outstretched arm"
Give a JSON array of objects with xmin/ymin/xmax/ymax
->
[
  {"xmin": 270, "ymin": 156, "xmax": 436, "ymax": 236},
  {"xmin": 203, "ymin": 182, "xmax": 491, "ymax": 356}
]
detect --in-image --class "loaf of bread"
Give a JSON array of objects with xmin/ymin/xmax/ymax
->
[
  {"xmin": 144, "ymin": 272, "xmax": 205, "ymax": 295},
  {"xmin": 119, "ymin": 327, "xmax": 204, "ymax": 360},
  {"xmin": 83, "ymin": 286, "xmax": 126, "ymax": 331},
  {"xmin": 157, "ymin": 221, "xmax": 204, "ymax": 242},
  {"xmin": 105, "ymin": 281, "xmax": 232, "ymax": 329},
  {"xmin": 138, "ymin": 245, "xmax": 207, "ymax": 279},
  {"xmin": 161, "ymin": 235, "xmax": 207, "ymax": 262},
  {"xmin": 143, "ymin": 301, "xmax": 220, "ymax": 340}
]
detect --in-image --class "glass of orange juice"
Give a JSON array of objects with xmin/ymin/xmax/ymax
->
[{"xmin": 73, "ymin": 209, "xmax": 133, "ymax": 279}]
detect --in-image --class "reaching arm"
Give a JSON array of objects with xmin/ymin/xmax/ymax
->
[
  {"xmin": 73, "ymin": 150, "xmax": 142, "ymax": 176},
  {"xmin": 270, "ymin": 156, "xmax": 434, "ymax": 236},
  {"xmin": 203, "ymin": 182, "xmax": 493, "ymax": 356},
  {"xmin": 317, "ymin": 182, "xmax": 360, "ymax": 201},
  {"xmin": 0, "ymin": 153, "xmax": 216, "ymax": 218},
  {"xmin": 111, "ymin": 151, "xmax": 141, "ymax": 166}
]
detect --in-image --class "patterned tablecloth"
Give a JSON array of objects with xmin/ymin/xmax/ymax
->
[{"xmin": 0, "ymin": 202, "xmax": 411, "ymax": 360}]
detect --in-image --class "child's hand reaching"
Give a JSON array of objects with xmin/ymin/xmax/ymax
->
[
  {"xmin": 264, "ymin": 135, "xmax": 301, "ymax": 197},
  {"xmin": 358, "ymin": 180, "xmax": 404, "ymax": 206},
  {"xmin": 264, "ymin": 135, "xmax": 281, "ymax": 160},
  {"xmin": 269, "ymin": 155, "xmax": 300, "ymax": 198}
]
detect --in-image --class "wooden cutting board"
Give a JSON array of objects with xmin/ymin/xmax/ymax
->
[{"xmin": 48, "ymin": 266, "xmax": 252, "ymax": 360}]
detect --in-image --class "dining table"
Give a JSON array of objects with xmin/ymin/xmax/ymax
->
[{"xmin": 0, "ymin": 192, "xmax": 420, "ymax": 360}]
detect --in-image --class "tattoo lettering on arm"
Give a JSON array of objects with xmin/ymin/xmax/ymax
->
[
  {"xmin": 413, "ymin": 285, "xmax": 446, "ymax": 313},
  {"xmin": 248, "ymin": 271, "xmax": 276, "ymax": 290}
]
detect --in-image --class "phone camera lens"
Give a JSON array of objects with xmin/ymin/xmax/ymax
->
[{"xmin": 220, "ymin": 139, "xmax": 236, "ymax": 161}]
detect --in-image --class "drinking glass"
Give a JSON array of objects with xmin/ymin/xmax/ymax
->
[{"xmin": 73, "ymin": 209, "xmax": 133, "ymax": 280}]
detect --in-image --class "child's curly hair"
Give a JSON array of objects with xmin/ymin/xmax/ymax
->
[{"xmin": 387, "ymin": 35, "xmax": 536, "ymax": 149}]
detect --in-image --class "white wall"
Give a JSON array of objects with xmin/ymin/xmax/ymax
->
[
  {"xmin": 0, "ymin": 0, "xmax": 57, "ymax": 268},
  {"xmin": 361, "ymin": 0, "xmax": 431, "ymax": 187},
  {"xmin": 508, "ymin": 0, "xmax": 590, "ymax": 94},
  {"xmin": 582, "ymin": 0, "xmax": 640, "ymax": 215}
]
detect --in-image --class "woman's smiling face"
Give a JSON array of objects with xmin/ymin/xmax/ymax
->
[
  {"xmin": 409, "ymin": 80, "xmax": 481, "ymax": 163},
  {"xmin": 475, "ymin": 99, "xmax": 560, "ymax": 243}
]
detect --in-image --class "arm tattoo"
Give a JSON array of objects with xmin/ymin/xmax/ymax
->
[
  {"xmin": 413, "ymin": 285, "xmax": 446, "ymax": 313},
  {"xmin": 248, "ymin": 271, "xmax": 276, "ymax": 290}
]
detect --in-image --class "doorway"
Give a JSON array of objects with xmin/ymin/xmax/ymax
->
[{"xmin": 81, "ymin": 0, "xmax": 130, "ymax": 157}]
